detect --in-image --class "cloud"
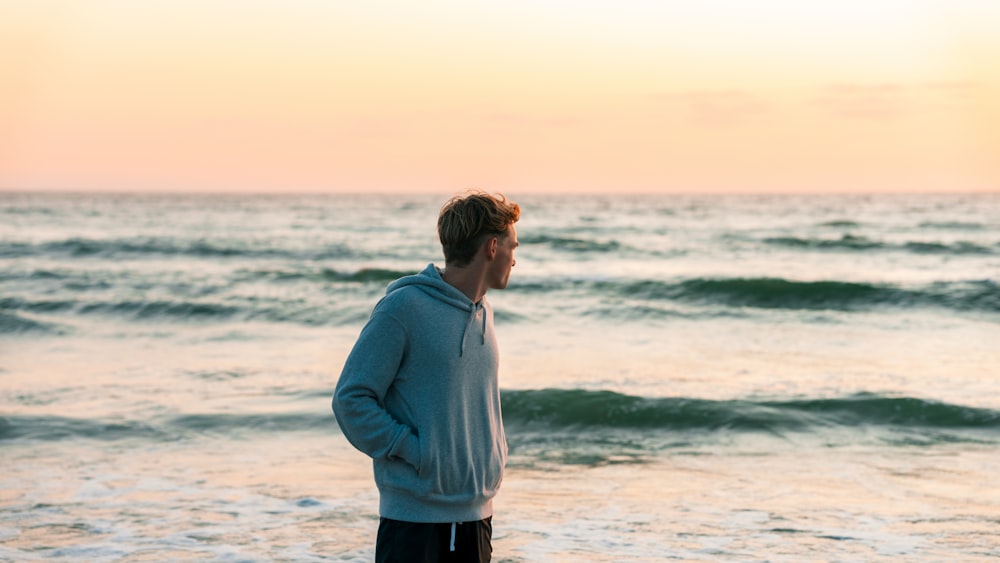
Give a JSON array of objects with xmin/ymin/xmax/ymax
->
[
  {"xmin": 922, "ymin": 80, "xmax": 980, "ymax": 94},
  {"xmin": 813, "ymin": 81, "xmax": 980, "ymax": 120},
  {"xmin": 485, "ymin": 113, "xmax": 583, "ymax": 129},
  {"xmin": 813, "ymin": 83, "xmax": 908, "ymax": 120},
  {"xmin": 653, "ymin": 90, "xmax": 769, "ymax": 127}
]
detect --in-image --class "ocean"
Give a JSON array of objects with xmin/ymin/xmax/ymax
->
[{"xmin": 1, "ymin": 192, "xmax": 998, "ymax": 561}]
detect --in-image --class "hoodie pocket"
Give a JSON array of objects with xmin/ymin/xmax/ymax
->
[
  {"xmin": 376, "ymin": 455, "xmax": 421, "ymax": 496},
  {"xmin": 417, "ymin": 431, "xmax": 506, "ymax": 499},
  {"xmin": 486, "ymin": 435, "xmax": 507, "ymax": 490},
  {"xmin": 417, "ymin": 431, "xmax": 445, "ymax": 495}
]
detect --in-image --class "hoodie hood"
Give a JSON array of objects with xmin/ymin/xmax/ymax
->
[
  {"xmin": 385, "ymin": 263, "xmax": 471, "ymax": 309},
  {"xmin": 386, "ymin": 263, "xmax": 488, "ymax": 356}
]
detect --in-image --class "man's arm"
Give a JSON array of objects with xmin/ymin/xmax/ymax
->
[{"xmin": 332, "ymin": 311, "xmax": 421, "ymax": 470}]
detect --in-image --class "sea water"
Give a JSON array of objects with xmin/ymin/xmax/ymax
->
[{"xmin": 1, "ymin": 192, "xmax": 998, "ymax": 561}]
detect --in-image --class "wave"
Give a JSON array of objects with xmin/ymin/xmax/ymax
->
[
  {"xmin": 817, "ymin": 220, "xmax": 862, "ymax": 228},
  {"xmin": 167, "ymin": 412, "xmax": 332, "ymax": 434},
  {"xmin": 764, "ymin": 235, "xmax": 883, "ymax": 251},
  {"xmin": 0, "ymin": 295, "xmax": 372, "ymax": 327},
  {"xmin": 5, "ymin": 391, "xmax": 996, "ymax": 446},
  {"xmin": 0, "ymin": 295, "xmax": 245, "ymax": 323},
  {"xmin": 77, "ymin": 300, "xmax": 245, "ymax": 320},
  {"xmin": 903, "ymin": 241, "xmax": 995, "ymax": 255},
  {"xmin": 520, "ymin": 234, "xmax": 623, "ymax": 253},
  {"xmin": 609, "ymin": 277, "xmax": 1000, "ymax": 313},
  {"xmin": 919, "ymin": 221, "xmax": 986, "ymax": 231},
  {"xmin": 0, "ymin": 269, "xmax": 68, "ymax": 282},
  {"xmin": 0, "ymin": 416, "xmax": 166, "ymax": 442},
  {"xmin": 243, "ymin": 267, "xmax": 412, "ymax": 284},
  {"xmin": 0, "ymin": 237, "xmax": 356, "ymax": 260},
  {"xmin": 5, "ymin": 265, "xmax": 412, "ymax": 289},
  {"xmin": 0, "ymin": 412, "xmax": 330, "ymax": 442},
  {"xmin": 0, "ymin": 311, "xmax": 67, "ymax": 335},
  {"xmin": 764, "ymin": 236, "xmax": 995, "ymax": 255},
  {"xmin": 501, "ymin": 389, "xmax": 1000, "ymax": 432},
  {"xmin": 4, "ymin": 275, "xmax": 996, "ymax": 331}
]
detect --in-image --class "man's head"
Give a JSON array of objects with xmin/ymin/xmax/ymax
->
[{"xmin": 438, "ymin": 191, "xmax": 521, "ymax": 271}]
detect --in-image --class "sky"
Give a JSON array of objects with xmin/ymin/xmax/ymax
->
[{"xmin": 1, "ymin": 0, "xmax": 998, "ymax": 195}]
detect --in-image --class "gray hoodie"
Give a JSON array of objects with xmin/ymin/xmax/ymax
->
[{"xmin": 332, "ymin": 263, "xmax": 508, "ymax": 523}]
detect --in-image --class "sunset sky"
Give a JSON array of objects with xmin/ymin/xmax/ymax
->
[{"xmin": 2, "ymin": 0, "xmax": 998, "ymax": 194}]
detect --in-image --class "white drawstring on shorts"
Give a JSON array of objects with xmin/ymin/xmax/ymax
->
[{"xmin": 449, "ymin": 522, "xmax": 457, "ymax": 552}]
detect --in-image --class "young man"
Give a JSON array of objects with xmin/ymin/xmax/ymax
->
[{"xmin": 333, "ymin": 191, "xmax": 520, "ymax": 563}]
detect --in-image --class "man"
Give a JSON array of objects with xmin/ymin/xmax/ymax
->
[{"xmin": 333, "ymin": 191, "xmax": 520, "ymax": 562}]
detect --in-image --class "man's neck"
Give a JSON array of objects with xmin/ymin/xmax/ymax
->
[{"xmin": 440, "ymin": 264, "xmax": 488, "ymax": 304}]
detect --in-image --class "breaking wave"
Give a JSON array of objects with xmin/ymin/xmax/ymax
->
[{"xmin": 4, "ymin": 391, "xmax": 996, "ymax": 447}]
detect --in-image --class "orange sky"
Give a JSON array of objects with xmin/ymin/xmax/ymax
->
[{"xmin": 1, "ymin": 0, "xmax": 998, "ymax": 194}]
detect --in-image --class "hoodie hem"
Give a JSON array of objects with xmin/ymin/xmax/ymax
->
[{"xmin": 378, "ymin": 489, "xmax": 494, "ymax": 524}]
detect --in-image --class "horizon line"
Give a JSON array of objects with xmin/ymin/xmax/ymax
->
[{"xmin": 2, "ymin": 187, "xmax": 998, "ymax": 198}]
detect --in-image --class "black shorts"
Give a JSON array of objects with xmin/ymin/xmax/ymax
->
[{"xmin": 375, "ymin": 516, "xmax": 493, "ymax": 563}]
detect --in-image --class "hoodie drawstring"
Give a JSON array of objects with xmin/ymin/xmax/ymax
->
[
  {"xmin": 449, "ymin": 522, "xmax": 457, "ymax": 552},
  {"xmin": 459, "ymin": 304, "xmax": 486, "ymax": 356},
  {"xmin": 481, "ymin": 307, "xmax": 487, "ymax": 343}
]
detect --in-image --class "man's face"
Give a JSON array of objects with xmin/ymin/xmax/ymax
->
[{"xmin": 489, "ymin": 224, "xmax": 519, "ymax": 290}]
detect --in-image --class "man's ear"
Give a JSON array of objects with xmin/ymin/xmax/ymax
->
[{"xmin": 485, "ymin": 237, "xmax": 498, "ymax": 260}]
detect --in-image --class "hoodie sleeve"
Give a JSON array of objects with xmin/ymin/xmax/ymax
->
[{"xmin": 332, "ymin": 309, "xmax": 421, "ymax": 470}]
